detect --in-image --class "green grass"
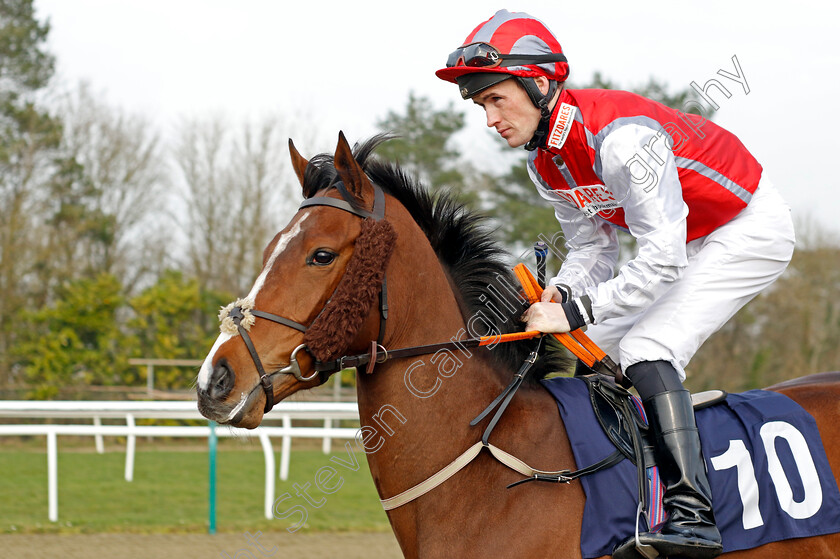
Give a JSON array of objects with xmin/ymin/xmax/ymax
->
[{"xmin": 0, "ymin": 441, "xmax": 391, "ymax": 535}]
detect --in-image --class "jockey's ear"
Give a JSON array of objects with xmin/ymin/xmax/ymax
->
[
  {"xmin": 534, "ymin": 75, "xmax": 551, "ymax": 96},
  {"xmin": 288, "ymin": 139, "xmax": 309, "ymax": 194},
  {"xmin": 333, "ymin": 130, "xmax": 374, "ymax": 206}
]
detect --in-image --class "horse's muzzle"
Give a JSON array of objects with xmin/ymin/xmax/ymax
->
[{"xmin": 205, "ymin": 360, "xmax": 235, "ymax": 400}]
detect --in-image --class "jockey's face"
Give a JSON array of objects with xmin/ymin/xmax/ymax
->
[{"xmin": 472, "ymin": 77, "xmax": 547, "ymax": 148}]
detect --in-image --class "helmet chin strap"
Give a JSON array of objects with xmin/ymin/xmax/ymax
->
[{"xmin": 520, "ymin": 78, "xmax": 559, "ymax": 151}]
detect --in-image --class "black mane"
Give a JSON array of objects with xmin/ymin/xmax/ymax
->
[{"xmin": 301, "ymin": 134, "xmax": 569, "ymax": 381}]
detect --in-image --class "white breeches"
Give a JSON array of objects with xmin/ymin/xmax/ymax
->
[{"xmin": 584, "ymin": 177, "xmax": 795, "ymax": 380}]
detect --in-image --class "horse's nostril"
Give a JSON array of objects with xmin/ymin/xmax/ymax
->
[{"xmin": 208, "ymin": 362, "xmax": 234, "ymax": 400}]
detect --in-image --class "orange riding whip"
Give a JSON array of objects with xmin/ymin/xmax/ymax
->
[
  {"xmin": 513, "ymin": 263, "xmax": 625, "ymax": 383},
  {"xmin": 312, "ymin": 264, "xmax": 620, "ymax": 382}
]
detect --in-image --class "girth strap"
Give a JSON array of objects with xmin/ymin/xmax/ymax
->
[
  {"xmin": 505, "ymin": 449, "xmax": 626, "ymax": 489},
  {"xmin": 380, "ymin": 440, "xmax": 625, "ymax": 511}
]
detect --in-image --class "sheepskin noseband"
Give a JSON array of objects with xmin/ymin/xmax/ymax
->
[{"xmin": 302, "ymin": 217, "xmax": 397, "ymax": 362}]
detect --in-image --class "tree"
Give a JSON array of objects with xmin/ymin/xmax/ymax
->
[
  {"xmin": 128, "ymin": 270, "xmax": 228, "ymax": 389},
  {"xmin": 17, "ymin": 273, "xmax": 132, "ymax": 398},
  {"xmin": 0, "ymin": 0, "xmax": 61, "ymax": 383},
  {"xmin": 173, "ymin": 115, "xmax": 297, "ymax": 296},
  {"xmin": 49, "ymin": 83, "xmax": 165, "ymax": 293},
  {"xmin": 375, "ymin": 91, "xmax": 468, "ymax": 196},
  {"xmin": 0, "ymin": 0, "xmax": 53, "ymax": 99}
]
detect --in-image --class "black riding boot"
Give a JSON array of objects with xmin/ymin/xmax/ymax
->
[{"xmin": 614, "ymin": 363, "xmax": 722, "ymax": 559}]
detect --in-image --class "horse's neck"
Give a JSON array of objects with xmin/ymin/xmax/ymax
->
[
  {"xmin": 350, "ymin": 209, "xmax": 581, "ymax": 555},
  {"xmin": 352, "ymin": 262, "xmax": 565, "ymax": 500},
  {"xmin": 351, "ymin": 232, "xmax": 499, "ymax": 480}
]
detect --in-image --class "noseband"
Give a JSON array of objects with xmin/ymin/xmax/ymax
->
[{"xmin": 219, "ymin": 182, "xmax": 392, "ymax": 413}]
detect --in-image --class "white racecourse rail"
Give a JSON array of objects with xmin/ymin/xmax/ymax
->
[{"xmin": 0, "ymin": 401, "xmax": 360, "ymax": 522}]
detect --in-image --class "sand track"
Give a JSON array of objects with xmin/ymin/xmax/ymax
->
[{"xmin": 0, "ymin": 531, "xmax": 402, "ymax": 558}]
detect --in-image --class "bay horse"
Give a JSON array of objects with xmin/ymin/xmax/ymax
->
[{"xmin": 196, "ymin": 132, "xmax": 840, "ymax": 558}]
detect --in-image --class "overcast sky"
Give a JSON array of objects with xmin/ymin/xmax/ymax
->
[{"xmin": 35, "ymin": 0, "xmax": 840, "ymax": 237}]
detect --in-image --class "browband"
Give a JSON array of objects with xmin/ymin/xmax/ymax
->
[{"xmin": 298, "ymin": 181, "xmax": 385, "ymax": 220}]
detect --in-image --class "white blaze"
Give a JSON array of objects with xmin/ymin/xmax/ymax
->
[
  {"xmin": 197, "ymin": 213, "xmax": 309, "ymax": 389},
  {"xmin": 246, "ymin": 213, "xmax": 310, "ymax": 301},
  {"xmin": 197, "ymin": 332, "xmax": 233, "ymax": 388}
]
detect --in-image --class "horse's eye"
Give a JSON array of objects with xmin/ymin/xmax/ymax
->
[{"xmin": 309, "ymin": 249, "xmax": 337, "ymax": 266}]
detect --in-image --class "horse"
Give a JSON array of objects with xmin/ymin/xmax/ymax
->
[{"xmin": 196, "ymin": 132, "xmax": 840, "ymax": 558}]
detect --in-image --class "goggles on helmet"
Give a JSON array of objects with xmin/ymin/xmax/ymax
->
[{"xmin": 446, "ymin": 42, "xmax": 567, "ymax": 70}]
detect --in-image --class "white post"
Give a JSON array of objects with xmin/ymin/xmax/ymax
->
[
  {"xmin": 333, "ymin": 372, "xmax": 341, "ymax": 401},
  {"xmin": 324, "ymin": 373, "xmax": 341, "ymax": 454},
  {"xmin": 47, "ymin": 430, "xmax": 58, "ymax": 522},
  {"xmin": 124, "ymin": 414, "xmax": 136, "ymax": 482},
  {"xmin": 280, "ymin": 414, "xmax": 292, "ymax": 481},
  {"xmin": 322, "ymin": 417, "xmax": 332, "ymax": 454},
  {"xmin": 259, "ymin": 431, "xmax": 275, "ymax": 520},
  {"xmin": 93, "ymin": 416, "xmax": 104, "ymax": 454}
]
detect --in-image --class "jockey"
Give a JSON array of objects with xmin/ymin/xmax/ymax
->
[{"xmin": 436, "ymin": 9, "xmax": 795, "ymax": 559}]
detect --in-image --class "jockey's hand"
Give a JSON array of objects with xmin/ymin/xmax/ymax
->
[
  {"xmin": 522, "ymin": 302, "xmax": 571, "ymax": 334},
  {"xmin": 540, "ymin": 284, "xmax": 562, "ymax": 302}
]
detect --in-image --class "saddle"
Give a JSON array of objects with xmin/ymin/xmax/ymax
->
[
  {"xmin": 579, "ymin": 373, "xmax": 726, "ymax": 532},
  {"xmin": 585, "ymin": 373, "xmax": 727, "ymax": 468},
  {"xmin": 476, "ymin": 349, "xmax": 726, "ymax": 501}
]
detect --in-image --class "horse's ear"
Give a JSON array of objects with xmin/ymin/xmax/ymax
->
[
  {"xmin": 333, "ymin": 131, "xmax": 372, "ymax": 202},
  {"xmin": 288, "ymin": 138, "xmax": 309, "ymax": 192}
]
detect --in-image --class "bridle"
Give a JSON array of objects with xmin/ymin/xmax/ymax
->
[{"xmin": 220, "ymin": 182, "xmax": 390, "ymax": 413}]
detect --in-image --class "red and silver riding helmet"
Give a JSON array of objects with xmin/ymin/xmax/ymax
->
[{"xmin": 435, "ymin": 9, "xmax": 570, "ymax": 100}]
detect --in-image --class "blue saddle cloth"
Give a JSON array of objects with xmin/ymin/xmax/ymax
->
[{"xmin": 541, "ymin": 376, "xmax": 840, "ymax": 558}]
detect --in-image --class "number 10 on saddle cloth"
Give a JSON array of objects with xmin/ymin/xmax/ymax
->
[{"xmin": 542, "ymin": 377, "xmax": 840, "ymax": 558}]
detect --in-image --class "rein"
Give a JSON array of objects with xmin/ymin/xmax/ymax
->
[{"xmin": 314, "ymin": 330, "xmax": 544, "ymax": 375}]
